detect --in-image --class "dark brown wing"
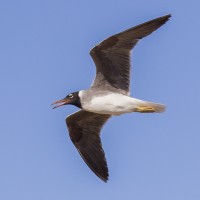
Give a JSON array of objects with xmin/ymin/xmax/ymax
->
[
  {"xmin": 66, "ymin": 110, "xmax": 111, "ymax": 182},
  {"xmin": 90, "ymin": 14, "xmax": 171, "ymax": 95}
]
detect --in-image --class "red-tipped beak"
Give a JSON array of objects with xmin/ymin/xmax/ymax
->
[{"xmin": 51, "ymin": 98, "xmax": 70, "ymax": 109}]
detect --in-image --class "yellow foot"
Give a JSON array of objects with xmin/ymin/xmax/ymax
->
[{"xmin": 134, "ymin": 106, "xmax": 155, "ymax": 113}]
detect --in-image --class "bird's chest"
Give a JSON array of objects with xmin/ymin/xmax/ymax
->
[{"xmin": 81, "ymin": 93, "xmax": 134, "ymax": 115}]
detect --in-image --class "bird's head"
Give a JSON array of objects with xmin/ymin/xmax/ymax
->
[{"xmin": 51, "ymin": 91, "xmax": 82, "ymax": 109}]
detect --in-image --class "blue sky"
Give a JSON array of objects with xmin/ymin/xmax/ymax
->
[{"xmin": 0, "ymin": 0, "xmax": 200, "ymax": 199}]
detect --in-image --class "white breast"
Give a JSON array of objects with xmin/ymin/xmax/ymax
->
[{"xmin": 80, "ymin": 91, "xmax": 144, "ymax": 115}]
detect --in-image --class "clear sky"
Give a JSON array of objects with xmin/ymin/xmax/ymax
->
[{"xmin": 0, "ymin": 0, "xmax": 200, "ymax": 200}]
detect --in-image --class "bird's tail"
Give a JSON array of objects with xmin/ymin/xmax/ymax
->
[{"xmin": 134, "ymin": 101, "xmax": 166, "ymax": 113}]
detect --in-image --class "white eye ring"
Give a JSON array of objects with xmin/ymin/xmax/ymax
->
[{"xmin": 68, "ymin": 94, "xmax": 73, "ymax": 98}]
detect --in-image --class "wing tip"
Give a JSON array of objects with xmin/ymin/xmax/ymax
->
[
  {"xmin": 160, "ymin": 14, "xmax": 171, "ymax": 23},
  {"xmin": 162, "ymin": 14, "xmax": 171, "ymax": 19},
  {"xmin": 157, "ymin": 14, "xmax": 171, "ymax": 27},
  {"xmin": 150, "ymin": 14, "xmax": 171, "ymax": 28},
  {"xmin": 93, "ymin": 160, "xmax": 109, "ymax": 182},
  {"xmin": 99, "ymin": 172, "xmax": 109, "ymax": 183}
]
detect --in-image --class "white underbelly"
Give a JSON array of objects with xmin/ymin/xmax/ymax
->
[{"xmin": 82, "ymin": 93, "xmax": 144, "ymax": 115}]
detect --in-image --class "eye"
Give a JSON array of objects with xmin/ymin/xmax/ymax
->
[{"xmin": 68, "ymin": 94, "xmax": 73, "ymax": 98}]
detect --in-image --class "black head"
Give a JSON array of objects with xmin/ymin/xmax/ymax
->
[{"xmin": 51, "ymin": 91, "xmax": 82, "ymax": 109}]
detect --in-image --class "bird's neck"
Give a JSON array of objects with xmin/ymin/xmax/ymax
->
[{"xmin": 72, "ymin": 91, "xmax": 82, "ymax": 108}]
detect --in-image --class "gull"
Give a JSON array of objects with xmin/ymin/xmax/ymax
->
[{"xmin": 52, "ymin": 14, "xmax": 171, "ymax": 182}]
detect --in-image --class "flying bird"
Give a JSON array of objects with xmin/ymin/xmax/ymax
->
[{"xmin": 52, "ymin": 14, "xmax": 171, "ymax": 182}]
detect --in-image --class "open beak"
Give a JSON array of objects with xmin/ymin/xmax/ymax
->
[{"xmin": 51, "ymin": 98, "xmax": 70, "ymax": 109}]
